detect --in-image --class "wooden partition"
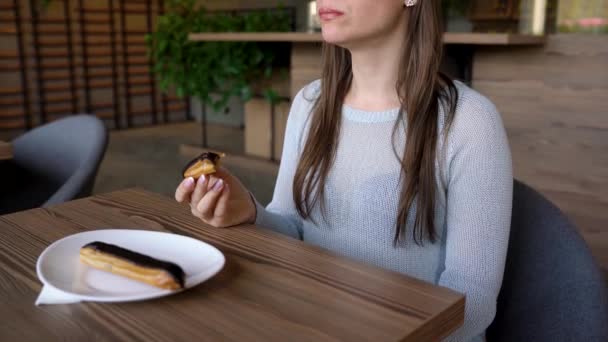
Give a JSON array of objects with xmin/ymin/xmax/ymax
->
[
  {"xmin": 0, "ymin": 0, "xmax": 190, "ymax": 134},
  {"xmin": 78, "ymin": 0, "xmax": 120, "ymax": 127},
  {"xmin": 472, "ymin": 34, "xmax": 608, "ymax": 268},
  {"xmin": 0, "ymin": 0, "xmax": 32, "ymax": 130},
  {"xmin": 31, "ymin": 0, "xmax": 79, "ymax": 124}
]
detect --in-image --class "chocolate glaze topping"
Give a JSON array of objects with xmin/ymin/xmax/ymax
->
[
  {"xmin": 82, "ymin": 241, "xmax": 185, "ymax": 288},
  {"xmin": 182, "ymin": 151, "xmax": 221, "ymax": 176}
]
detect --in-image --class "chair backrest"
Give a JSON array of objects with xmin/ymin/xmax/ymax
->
[
  {"xmin": 487, "ymin": 180, "xmax": 608, "ymax": 341},
  {"xmin": 12, "ymin": 114, "xmax": 108, "ymax": 206}
]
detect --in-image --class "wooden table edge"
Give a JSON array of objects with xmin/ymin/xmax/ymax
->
[
  {"xmin": 405, "ymin": 295, "xmax": 466, "ymax": 341},
  {"xmin": 100, "ymin": 188, "xmax": 468, "ymax": 339},
  {"xmin": 0, "ymin": 187, "xmax": 467, "ymax": 340}
]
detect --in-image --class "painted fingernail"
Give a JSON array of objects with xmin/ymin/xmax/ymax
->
[
  {"xmin": 212, "ymin": 179, "xmax": 224, "ymax": 192},
  {"xmin": 184, "ymin": 177, "xmax": 194, "ymax": 188}
]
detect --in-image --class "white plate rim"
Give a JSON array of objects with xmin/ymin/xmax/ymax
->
[{"xmin": 36, "ymin": 229, "xmax": 225, "ymax": 303}]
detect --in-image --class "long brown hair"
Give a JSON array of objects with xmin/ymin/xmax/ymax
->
[{"xmin": 293, "ymin": 0, "xmax": 458, "ymax": 246}]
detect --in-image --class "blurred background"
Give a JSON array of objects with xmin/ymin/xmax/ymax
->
[{"xmin": 0, "ymin": 0, "xmax": 606, "ymax": 274}]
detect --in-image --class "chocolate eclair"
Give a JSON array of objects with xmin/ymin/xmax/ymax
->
[
  {"xmin": 182, "ymin": 152, "xmax": 225, "ymax": 179},
  {"xmin": 79, "ymin": 241, "xmax": 185, "ymax": 290}
]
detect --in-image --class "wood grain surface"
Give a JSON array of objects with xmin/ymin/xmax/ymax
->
[
  {"xmin": 0, "ymin": 141, "xmax": 13, "ymax": 160},
  {"xmin": 472, "ymin": 34, "xmax": 608, "ymax": 271},
  {"xmin": 0, "ymin": 189, "xmax": 464, "ymax": 341},
  {"xmin": 188, "ymin": 32, "xmax": 546, "ymax": 45}
]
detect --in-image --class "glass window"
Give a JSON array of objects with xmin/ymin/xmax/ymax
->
[
  {"xmin": 558, "ymin": 0, "xmax": 608, "ymax": 33},
  {"xmin": 443, "ymin": 0, "xmax": 608, "ymax": 35},
  {"xmin": 443, "ymin": 0, "xmax": 556, "ymax": 35}
]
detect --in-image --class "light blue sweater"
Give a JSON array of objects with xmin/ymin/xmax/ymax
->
[{"xmin": 255, "ymin": 80, "xmax": 513, "ymax": 341}]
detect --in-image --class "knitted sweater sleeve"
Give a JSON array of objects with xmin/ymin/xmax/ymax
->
[
  {"xmin": 439, "ymin": 91, "xmax": 513, "ymax": 341},
  {"xmin": 253, "ymin": 85, "xmax": 315, "ymax": 239}
]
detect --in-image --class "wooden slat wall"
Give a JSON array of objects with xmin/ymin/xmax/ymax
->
[
  {"xmin": 78, "ymin": 0, "xmax": 121, "ymax": 127},
  {"xmin": 30, "ymin": 0, "xmax": 79, "ymax": 124},
  {"xmin": 0, "ymin": 0, "xmax": 190, "ymax": 137},
  {"xmin": 0, "ymin": 0, "xmax": 31, "ymax": 131},
  {"xmin": 472, "ymin": 34, "xmax": 608, "ymax": 269}
]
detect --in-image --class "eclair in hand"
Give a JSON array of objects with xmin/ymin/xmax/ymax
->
[{"xmin": 182, "ymin": 152, "xmax": 225, "ymax": 180}]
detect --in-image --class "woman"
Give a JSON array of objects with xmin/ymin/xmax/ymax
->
[{"xmin": 175, "ymin": 0, "xmax": 512, "ymax": 340}]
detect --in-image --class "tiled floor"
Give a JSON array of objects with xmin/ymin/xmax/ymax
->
[{"xmin": 93, "ymin": 121, "xmax": 277, "ymax": 205}]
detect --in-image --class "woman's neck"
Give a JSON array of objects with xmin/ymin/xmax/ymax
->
[{"xmin": 344, "ymin": 20, "xmax": 406, "ymax": 112}]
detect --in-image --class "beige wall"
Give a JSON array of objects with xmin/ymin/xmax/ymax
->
[{"xmin": 473, "ymin": 34, "xmax": 608, "ymax": 267}]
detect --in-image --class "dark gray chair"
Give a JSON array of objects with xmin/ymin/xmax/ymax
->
[
  {"xmin": 487, "ymin": 180, "xmax": 608, "ymax": 341},
  {"xmin": 0, "ymin": 115, "xmax": 108, "ymax": 214}
]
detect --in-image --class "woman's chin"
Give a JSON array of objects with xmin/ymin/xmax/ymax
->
[{"xmin": 321, "ymin": 28, "xmax": 350, "ymax": 46}]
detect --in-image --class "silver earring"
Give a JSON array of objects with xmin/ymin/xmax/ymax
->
[{"xmin": 405, "ymin": 0, "xmax": 417, "ymax": 6}]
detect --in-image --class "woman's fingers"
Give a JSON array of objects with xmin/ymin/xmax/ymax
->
[
  {"xmin": 196, "ymin": 179, "xmax": 225, "ymax": 220},
  {"xmin": 213, "ymin": 182, "xmax": 231, "ymax": 219},
  {"xmin": 175, "ymin": 177, "xmax": 195, "ymax": 203},
  {"xmin": 178, "ymin": 169, "xmax": 239, "ymax": 227},
  {"xmin": 190, "ymin": 175, "xmax": 209, "ymax": 207},
  {"xmin": 206, "ymin": 176, "xmax": 220, "ymax": 192}
]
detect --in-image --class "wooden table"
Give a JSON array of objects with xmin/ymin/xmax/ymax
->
[
  {"xmin": 0, "ymin": 189, "xmax": 465, "ymax": 341},
  {"xmin": 0, "ymin": 141, "xmax": 12, "ymax": 160}
]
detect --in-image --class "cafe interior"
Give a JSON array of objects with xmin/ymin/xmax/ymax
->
[{"xmin": 0, "ymin": 0, "xmax": 607, "ymax": 340}]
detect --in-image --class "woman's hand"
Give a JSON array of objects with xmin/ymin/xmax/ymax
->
[{"xmin": 175, "ymin": 168, "xmax": 256, "ymax": 228}]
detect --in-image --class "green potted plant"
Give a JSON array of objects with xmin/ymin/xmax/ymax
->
[
  {"xmin": 146, "ymin": 0, "xmax": 292, "ymax": 112},
  {"xmin": 442, "ymin": 0, "xmax": 472, "ymax": 32}
]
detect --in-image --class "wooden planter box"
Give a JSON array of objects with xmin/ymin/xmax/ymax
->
[{"xmin": 244, "ymin": 99, "xmax": 290, "ymax": 160}]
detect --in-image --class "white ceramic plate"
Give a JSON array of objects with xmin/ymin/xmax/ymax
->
[{"xmin": 36, "ymin": 229, "xmax": 225, "ymax": 303}]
